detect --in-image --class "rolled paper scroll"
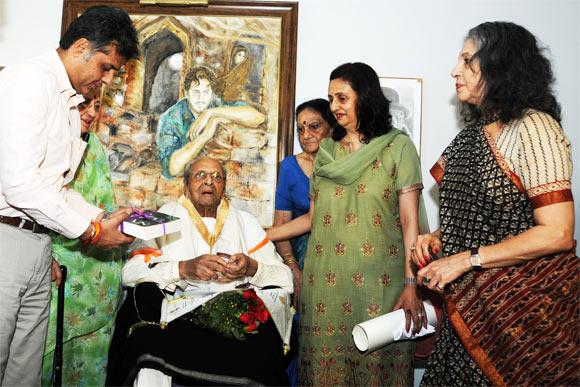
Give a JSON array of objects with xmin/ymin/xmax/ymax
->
[{"xmin": 352, "ymin": 299, "xmax": 437, "ymax": 352}]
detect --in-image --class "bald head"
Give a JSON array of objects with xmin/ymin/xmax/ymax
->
[
  {"xmin": 184, "ymin": 157, "xmax": 226, "ymax": 218},
  {"xmin": 184, "ymin": 157, "xmax": 225, "ymax": 185}
]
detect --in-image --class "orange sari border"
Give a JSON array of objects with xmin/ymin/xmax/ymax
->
[
  {"xmin": 483, "ymin": 129, "xmax": 526, "ymax": 193},
  {"xmin": 445, "ymin": 298, "xmax": 506, "ymax": 387},
  {"xmin": 527, "ymin": 180, "xmax": 571, "ymax": 197},
  {"xmin": 247, "ymin": 236, "xmax": 269, "ymax": 255},
  {"xmin": 430, "ymin": 159, "xmax": 445, "ymax": 185},
  {"xmin": 529, "ymin": 188, "xmax": 573, "ymax": 209},
  {"xmin": 130, "ymin": 247, "xmax": 162, "ymax": 263}
]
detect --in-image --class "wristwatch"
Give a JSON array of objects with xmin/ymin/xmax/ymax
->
[{"xmin": 469, "ymin": 248, "xmax": 483, "ymax": 271}]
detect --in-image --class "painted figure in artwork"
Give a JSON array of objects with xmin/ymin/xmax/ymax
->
[
  {"xmin": 95, "ymin": 13, "xmax": 285, "ymax": 226},
  {"xmin": 217, "ymin": 44, "xmax": 252, "ymax": 103},
  {"xmin": 156, "ymin": 66, "xmax": 265, "ymax": 179}
]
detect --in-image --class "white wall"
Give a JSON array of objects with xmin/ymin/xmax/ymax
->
[
  {"xmin": 293, "ymin": 0, "xmax": 580, "ymax": 239},
  {"xmin": 1, "ymin": 0, "xmax": 578, "ymax": 240},
  {"xmin": 0, "ymin": 0, "xmax": 64, "ymax": 63}
]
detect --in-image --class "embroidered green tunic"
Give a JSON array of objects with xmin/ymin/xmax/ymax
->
[
  {"xmin": 42, "ymin": 133, "xmax": 125, "ymax": 386},
  {"xmin": 298, "ymin": 130, "xmax": 422, "ymax": 386}
]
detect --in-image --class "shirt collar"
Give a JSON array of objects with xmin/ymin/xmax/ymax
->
[{"xmin": 48, "ymin": 49, "xmax": 85, "ymax": 107}]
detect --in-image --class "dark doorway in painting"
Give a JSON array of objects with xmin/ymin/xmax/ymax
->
[{"xmin": 143, "ymin": 29, "xmax": 184, "ymax": 114}]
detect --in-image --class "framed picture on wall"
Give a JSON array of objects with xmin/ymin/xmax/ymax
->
[
  {"xmin": 61, "ymin": 0, "xmax": 298, "ymax": 227},
  {"xmin": 379, "ymin": 77, "xmax": 423, "ymax": 155}
]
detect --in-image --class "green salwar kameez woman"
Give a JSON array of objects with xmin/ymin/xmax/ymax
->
[
  {"xmin": 42, "ymin": 133, "xmax": 125, "ymax": 386},
  {"xmin": 298, "ymin": 130, "xmax": 423, "ymax": 386}
]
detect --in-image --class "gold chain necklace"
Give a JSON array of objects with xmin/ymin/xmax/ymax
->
[{"xmin": 178, "ymin": 195, "xmax": 230, "ymax": 253}]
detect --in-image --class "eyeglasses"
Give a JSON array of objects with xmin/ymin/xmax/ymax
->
[
  {"xmin": 297, "ymin": 121, "xmax": 324, "ymax": 134},
  {"xmin": 193, "ymin": 170, "xmax": 224, "ymax": 182}
]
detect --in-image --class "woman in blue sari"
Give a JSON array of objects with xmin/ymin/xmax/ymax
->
[
  {"xmin": 274, "ymin": 99, "xmax": 334, "ymax": 385},
  {"xmin": 274, "ymin": 99, "xmax": 334, "ymax": 307}
]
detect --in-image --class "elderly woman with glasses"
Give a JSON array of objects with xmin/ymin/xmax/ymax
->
[
  {"xmin": 273, "ymin": 99, "xmax": 335, "ymax": 385},
  {"xmin": 274, "ymin": 99, "xmax": 335, "ymax": 308}
]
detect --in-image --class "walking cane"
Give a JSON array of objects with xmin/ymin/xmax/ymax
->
[{"xmin": 52, "ymin": 265, "xmax": 67, "ymax": 387}]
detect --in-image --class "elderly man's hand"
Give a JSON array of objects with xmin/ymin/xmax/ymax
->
[
  {"xmin": 222, "ymin": 253, "xmax": 258, "ymax": 280},
  {"xmin": 179, "ymin": 254, "xmax": 228, "ymax": 281}
]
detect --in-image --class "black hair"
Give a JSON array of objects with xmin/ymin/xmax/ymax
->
[
  {"xmin": 329, "ymin": 62, "xmax": 392, "ymax": 143},
  {"xmin": 60, "ymin": 6, "xmax": 139, "ymax": 61},
  {"xmin": 295, "ymin": 98, "xmax": 337, "ymax": 129},
  {"xmin": 184, "ymin": 67, "xmax": 217, "ymax": 91},
  {"xmin": 463, "ymin": 21, "xmax": 561, "ymax": 124}
]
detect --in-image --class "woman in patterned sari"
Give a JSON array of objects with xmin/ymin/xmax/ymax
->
[
  {"xmin": 42, "ymin": 96, "xmax": 126, "ymax": 386},
  {"xmin": 268, "ymin": 62, "xmax": 427, "ymax": 386},
  {"xmin": 412, "ymin": 22, "xmax": 578, "ymax": 386}
]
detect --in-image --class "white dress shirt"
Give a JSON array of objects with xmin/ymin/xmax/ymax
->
[{"xmin": 0, "ymin": 50, "xmax": 102, "ymax": 238}]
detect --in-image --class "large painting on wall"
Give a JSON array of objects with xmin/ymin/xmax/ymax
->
[
  {"xmin": 379, "ymin": 77, "xmax": 423, "ymax": 155},
  {"xmin": 61, "ymin": 0, "xmax": 298, "ymax": 226}
]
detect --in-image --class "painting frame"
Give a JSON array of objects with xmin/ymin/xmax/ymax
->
[
  {"xmin": 379, "ymin": 76, "xmax": 423, "ymax": 155},
  {"xmin": 61, "ymin": 0, "xmax": 298, "ymax": 227}
]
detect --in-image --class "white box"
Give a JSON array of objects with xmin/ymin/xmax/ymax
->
[{"xmin": 120, "ymin": 210, "xmax": 180, "ymax": 240}]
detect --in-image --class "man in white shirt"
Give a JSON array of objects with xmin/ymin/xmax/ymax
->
[
  {"xmin": 0, "ymin": 6, "xmax": 139, "ymax": 385},
  {"xmin": 106, "ymin": 157, "xmax": 293, "ymax": 386}
]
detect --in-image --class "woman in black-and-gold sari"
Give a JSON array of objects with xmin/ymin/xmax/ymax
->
[{"xmin": 412, "ymin": 21, "xmax": 578, "ymax": 386}]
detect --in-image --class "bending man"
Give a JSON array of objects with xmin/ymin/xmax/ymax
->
[{"xmin": 0, "ymin": 6, "xmax": 138, "ymax": 385}]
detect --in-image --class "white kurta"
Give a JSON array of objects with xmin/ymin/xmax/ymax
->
[
  {"xmin": 122, "ymin": 201, "xmax": 293, "ymax": 387},
  {"xmin": 122, "ymin": 201, "xmax": 293, "ymax": 293}
]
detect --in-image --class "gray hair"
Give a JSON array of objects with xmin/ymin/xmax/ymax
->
[{"xmin": 183, "ymin": 156, "xmax": 226, "ymax": 187}]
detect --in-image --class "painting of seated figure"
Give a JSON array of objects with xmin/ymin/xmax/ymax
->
[{"xmin": 61, "ymin": 1, "xmax": 298, "ymax": 227}]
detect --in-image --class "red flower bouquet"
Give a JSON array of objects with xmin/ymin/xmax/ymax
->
[{"xmin": 184, "ymin": 289, "xmax": 270, "ymax": 340}]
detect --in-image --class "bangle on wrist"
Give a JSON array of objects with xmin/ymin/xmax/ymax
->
[
  {"xmin": 281, "ymin": 253, "xmax": 295, "ymax": 265},
  {"xmin": 81, "ymin": 221, "xmax": 102, "ymax": 245},
  {"xmin": 80, "ymin": 222, "xmax": 94, "ymax": 242},
  {"xmin": 404, "ymin": 277, "xmax": 417, "ymax": 285},
  {"xmin": 90, "ymin": 221, "xmax": 103, "ymax": 245}
]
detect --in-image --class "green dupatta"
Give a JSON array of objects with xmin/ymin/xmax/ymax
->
[{"xmin": 314, "ymin": 129, "xmax": 430, "ymax": 232}]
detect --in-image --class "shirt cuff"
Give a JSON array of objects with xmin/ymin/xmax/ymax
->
[
  {"xmin": 57, "ymin": 211, "xmax": 94, "ymax": 239},
  {"xmin": 398, "ymin": 182, "xmax": 424, "ymax": 195},
  {"xmin": 250, "ymin": 261, "xmax": 266, "ymax": 286},
  {"xmin": 159, "ymin": 261, "xmax": 182, "ymax": 290}
]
